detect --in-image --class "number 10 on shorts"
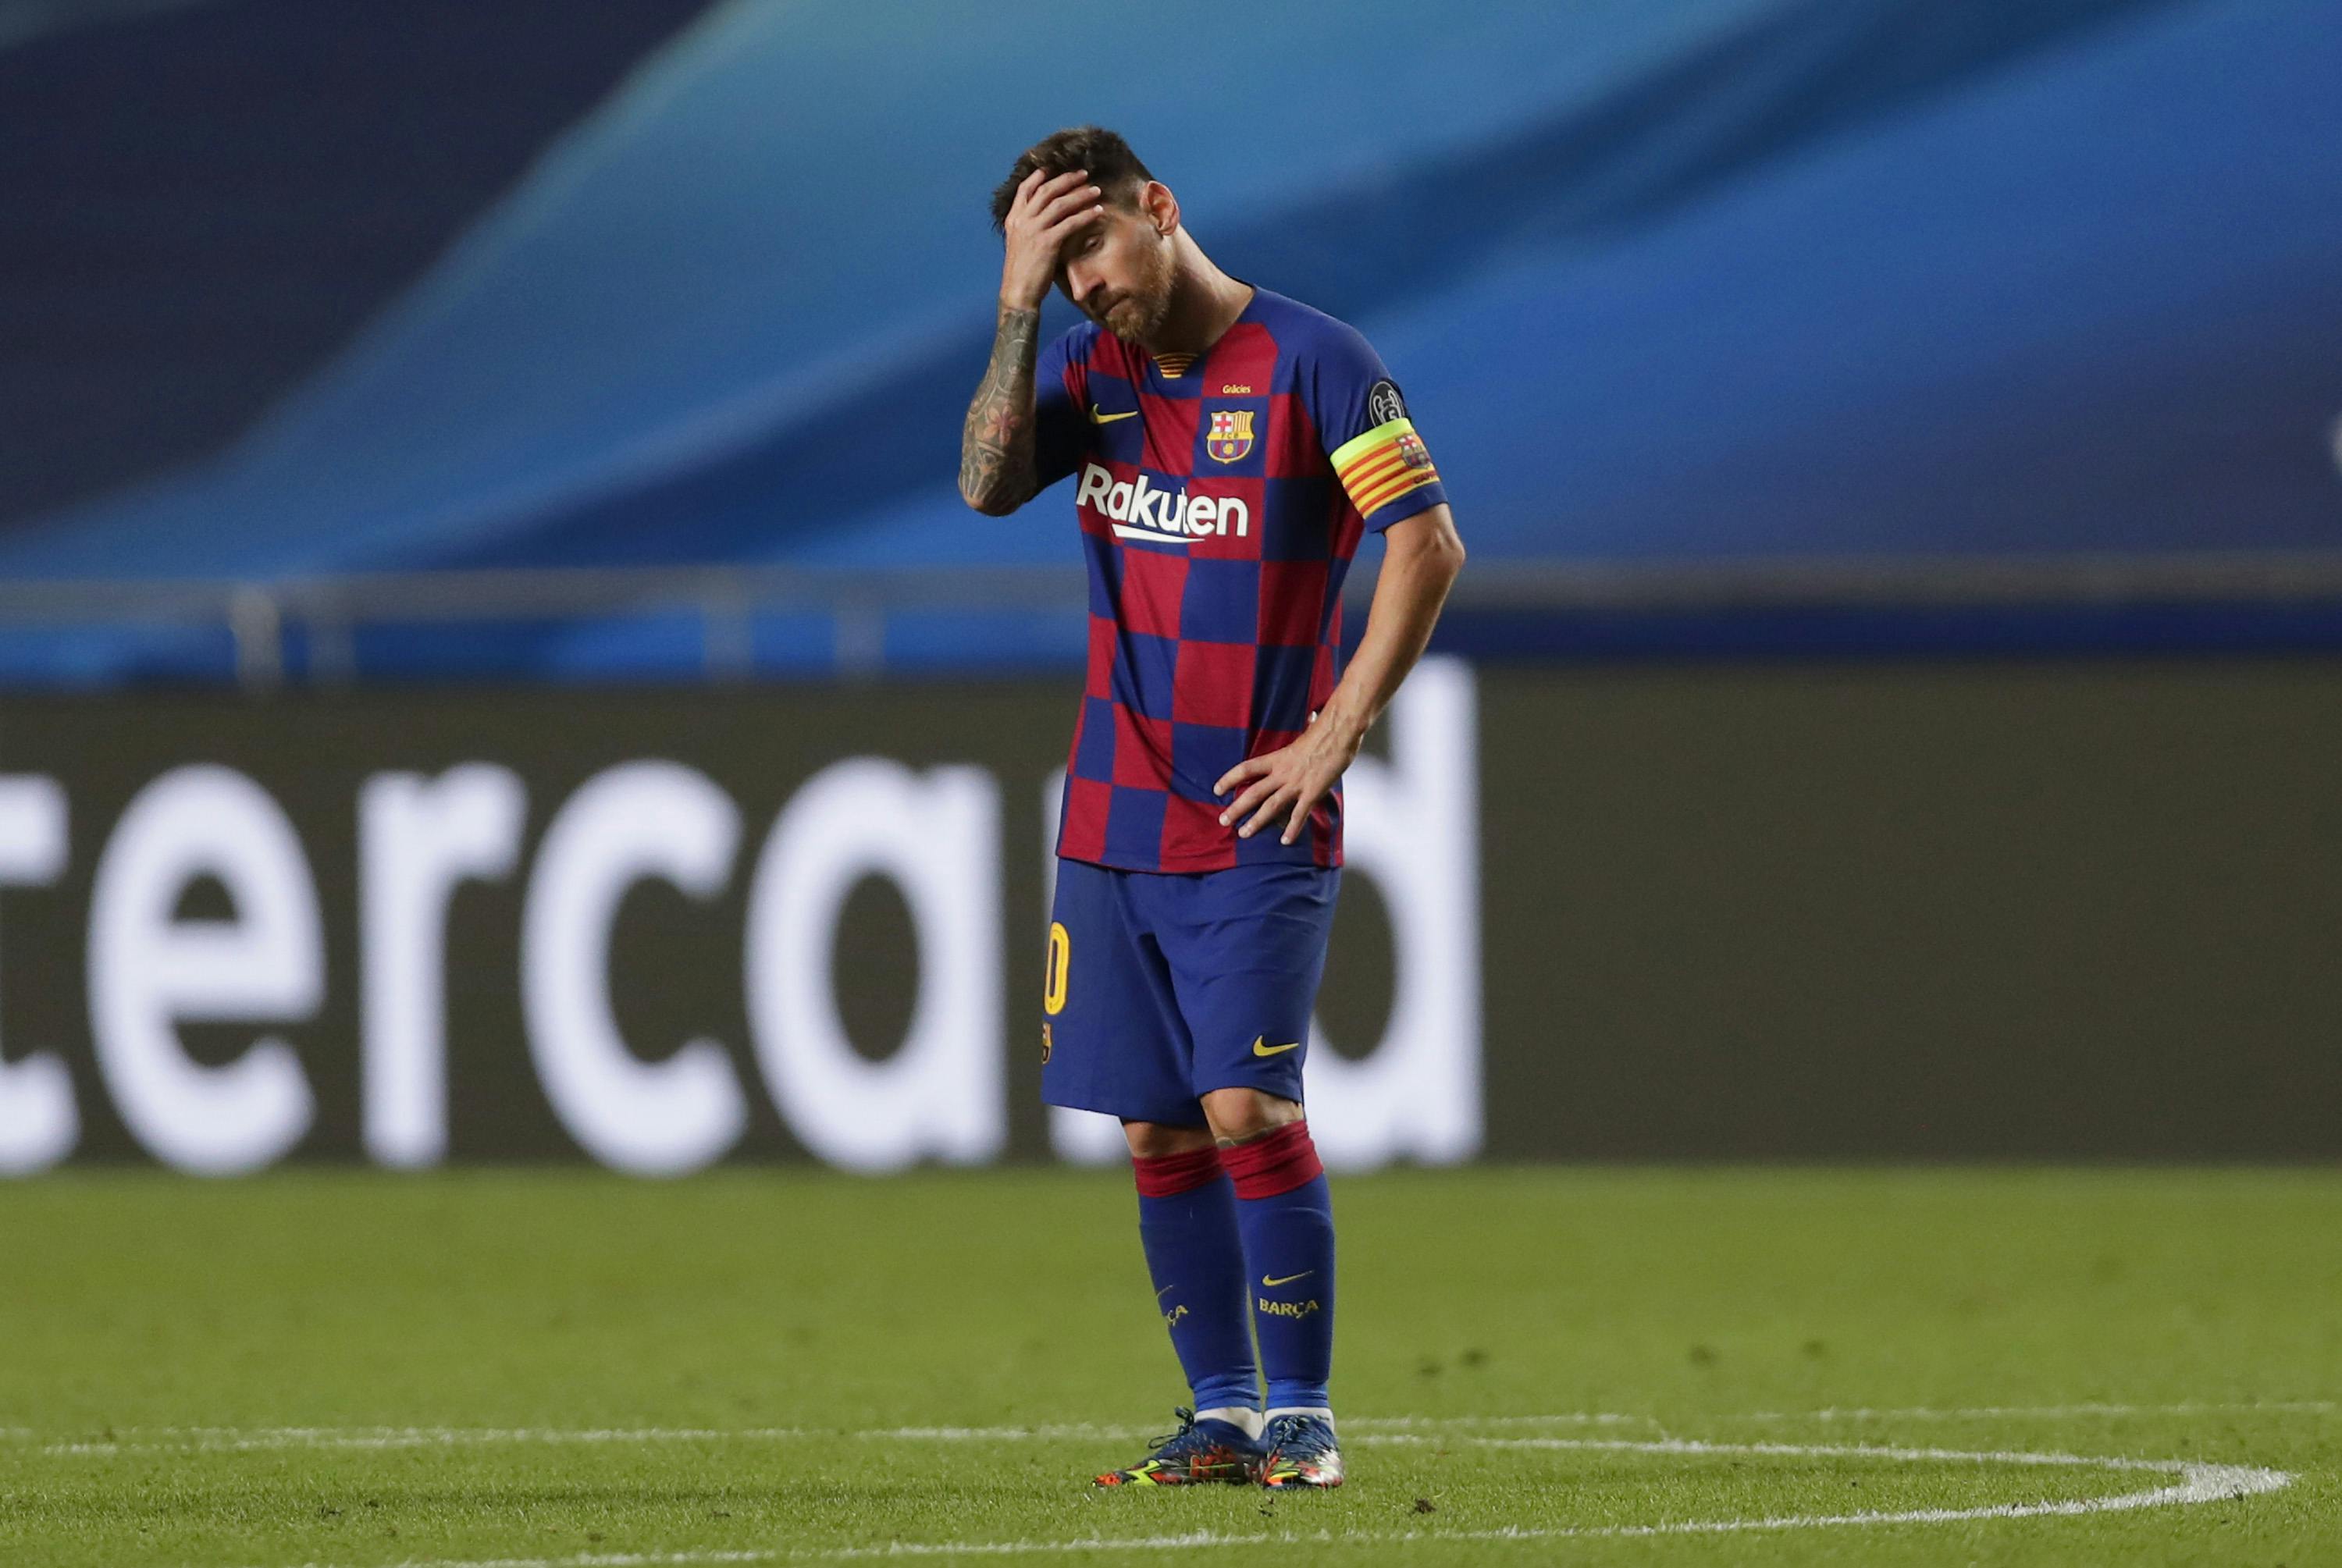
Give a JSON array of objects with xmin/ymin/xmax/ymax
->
[{"xmin": 1044, "ymin": 921, "xmax": 1070, "ymax": 1015}]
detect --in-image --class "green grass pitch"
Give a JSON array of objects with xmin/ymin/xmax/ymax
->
[{"xmin": 2, "ymin": 1167, "xmax": 2335, "ymax": 1566}]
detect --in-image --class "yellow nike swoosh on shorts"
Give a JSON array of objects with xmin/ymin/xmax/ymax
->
[
  {"xmin": 1251, "ymin": 1036, "xmax": 1302, "ymax": 1057},
  {"xmin": 1090, "ymin": 404, "xmax": 1137, "ymax": 423}
]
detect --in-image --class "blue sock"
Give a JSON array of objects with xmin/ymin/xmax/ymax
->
[
  {"xmin": 1223, "ymin": 1124, "xmax": 1335, "ymax": 1410},
  {"xmin": 1133, "ymin": 1147, "xmax": 1260, "ymax": 1417}
]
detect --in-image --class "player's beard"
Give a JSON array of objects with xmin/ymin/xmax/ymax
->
[{"xmin": 1097, "ymin": 238, "xmax": 1176, "ymax": 345}]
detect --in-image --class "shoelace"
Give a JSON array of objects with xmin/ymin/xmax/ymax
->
[
  {"xmin": 1146, "ymin": 1406, "xmax": 1207, "ymax": 1456},
  {"xmin": 1260, "ymin": 1414, "xmax": 1334, "ymax": 1459}
]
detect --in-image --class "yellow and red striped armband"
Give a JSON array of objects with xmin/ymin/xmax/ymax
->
[{"xmin": 1329, "ymin": 417, "xmax": 1440, "ymax": 518}]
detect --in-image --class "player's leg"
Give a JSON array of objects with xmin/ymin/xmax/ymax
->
[
  {"xmin": 1098, "ymin": 1114, "xmax": 1264, "ymax": 1484},
  {"xmin": 1040, "ymin": 859, "xmax": 1260, "ymax": 1484},
  {"xmin": 1159, "ymin": 863, "xmax": 1345, "ymax": 1488},
  {"xmin": 1123, "ymin": 1113, "xmax": 1264, "ymax": 1427},
  {"xmin": 1204, "ymin": 1086, "xmax": 1340, "ymax": 1487}
]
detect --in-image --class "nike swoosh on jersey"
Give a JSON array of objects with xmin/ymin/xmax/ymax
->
[
  {"xmin": 1090, "ymin": 404, "xmax": 1137, "ymax": 423},
  {"xmin": 1251, "ymin": 1036, "xmax": 1302, "ymax": 1057}
]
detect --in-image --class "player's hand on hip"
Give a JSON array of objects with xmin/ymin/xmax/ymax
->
[
  {"xmin": 1000, "ymin": 168, "xmax": 1104, "ymax": 311},
  {"xmin": 1214, "ymin": 710, "xmax": 1358, "ymax": 846}
]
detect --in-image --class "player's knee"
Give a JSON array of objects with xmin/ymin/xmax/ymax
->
[
  {"xmin": 1200, "ymin": 1088, "xmax": 1304, "ymax": 1145},
  {"xmin": 1122, "ymin": 1118, "xmax": 1215, "ymax": 1160}
]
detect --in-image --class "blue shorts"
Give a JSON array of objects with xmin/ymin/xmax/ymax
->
[{"xmin": 1040, "ymin": 858, "xmax": 1340, "ymax": 1127}]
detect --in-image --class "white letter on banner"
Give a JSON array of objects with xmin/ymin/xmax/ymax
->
[
  {"xmin": 0, "ymin": 776, "xmax": 76, "ymax": 1173},
  {"xmin": 1304, "ymin": 656, "xmax": 1482, "ymax": 1168},
  {"xmin": 87, "ymin": 766, "xmax": 322, "ymax": 1174},
  {"xmin": 359, "ymin": 765, "xmax": 525, "ymax": 1168},
  {"xmin": 522, "ymin": 762, "xmax": 745, "ymax": 1175},
  {"xmin": 1038, "ymin": 766, "xmax": 1125, "ymax": 1165},
  {"xmin": 745, "ymin": 759, "xmax": 1002, "ymax": 1172}
]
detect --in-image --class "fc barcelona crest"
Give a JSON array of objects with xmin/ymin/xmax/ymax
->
[{"xmin": 1206, "ymin": 408, "xmax": 1255, "ymax": 464}]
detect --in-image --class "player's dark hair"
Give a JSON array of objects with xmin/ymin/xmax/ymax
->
[{"xmin": 990, "ymin": 126, "xmax": 1155, "ymax": 233}]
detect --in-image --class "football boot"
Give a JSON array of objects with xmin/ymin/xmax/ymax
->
[
  {"xmin": 1255, "ymin": 1412, "xmax": 1344, "ymax": 1488},
  {"xmin": 1092, "ymin": 1406, "xmax": 1260, "ymax": 1487}
]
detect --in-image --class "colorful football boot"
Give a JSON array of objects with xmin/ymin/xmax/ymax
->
[
  {"xmin": 1092, "ymin": 1407, "xmax": 1261, "ymax": 1487},
  {"xmin": 1255, "ymin": 1412, "xmax": 1344, "ymax": 1488}
]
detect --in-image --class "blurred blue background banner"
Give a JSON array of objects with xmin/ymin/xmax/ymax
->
[{"xmin": 2, "ymin": 0, "xmax": 2339, "ymax": 677}]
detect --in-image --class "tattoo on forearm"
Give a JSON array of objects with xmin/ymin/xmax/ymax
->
[{"xmin": 959, "ymin": 306, "xmax": 1041, "ymax": 510}]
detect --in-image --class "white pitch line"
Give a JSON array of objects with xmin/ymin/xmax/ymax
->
[
  {"xmin": 1724, "ymin": 1399, "xmax": 2337, "ymax": 1424},
  {"xmin": 1368, "ymin": 1431, "xmax": 2216, "ymax": 1472},
  {"xmin": 1344, "ymin": 1411, "xmax": 1651, "ymax": 1428},
  {"xmin": 13, "ymin": 1402, "xmax": 2330, "ymax": 1457},
  {"xmin": 222, "ymin": 1438, "xmax": 2291, "ymax": 1568},
  {"xmin": 34, "ymin": 1427, "xmax": 821, "ymax": 1458},
  {"xmin": 35, "ymin": 1419, "xmax": 1619, "ymax": 1458},
  {"xmin": 861, "ymin": 1424, "xmax": 1154, "ymax": 1442}
]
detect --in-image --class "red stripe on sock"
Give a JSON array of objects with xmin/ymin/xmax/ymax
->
[
  {"xmin": 1132, "ymin": 1145, "xmax": 1224, "ymax": 1197},
  {"xmin": 1219, "ymin": 1122, "xmax": 1323, "ymax": 1200}
]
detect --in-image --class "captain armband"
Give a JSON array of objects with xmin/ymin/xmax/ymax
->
[{"xmin": 1330, "ymin": 418, "xmax": 1440, "ymax": 518}]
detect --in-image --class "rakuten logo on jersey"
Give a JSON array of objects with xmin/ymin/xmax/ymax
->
[{"xmin": 1077, "ymin": 464, "xmax": 1250, "ymax": 545}]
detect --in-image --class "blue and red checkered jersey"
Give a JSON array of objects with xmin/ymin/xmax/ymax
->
[{"xmin": 1030, "ymin": 286, "xmax": 1448, "ymax": 873}]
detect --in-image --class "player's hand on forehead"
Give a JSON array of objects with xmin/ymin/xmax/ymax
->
[
  {"xmin": 1018, "ymin": 165, "xmax": 1093, "ymax": 203},
  {"xmin": 1016, "ymin": 168, "xmax": 1105, "ymax": 238},
  {"xmin": 1000, "ymin": 167, "xmax": 1105, "ymax": 310}
]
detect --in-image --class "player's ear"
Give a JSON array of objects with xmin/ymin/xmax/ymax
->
[{"xmin": 1142, "ymin": 180, "xmax": 1179, "ymax": 237}]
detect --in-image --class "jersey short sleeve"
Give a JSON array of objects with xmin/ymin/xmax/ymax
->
[
  {"xmin": 1310, "ymin": 323, "xmax": 1447, "ymax": 533},
  {"xmin": 1032, "ymin": 325, "xmax": 1093, "ymax": 493}
]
